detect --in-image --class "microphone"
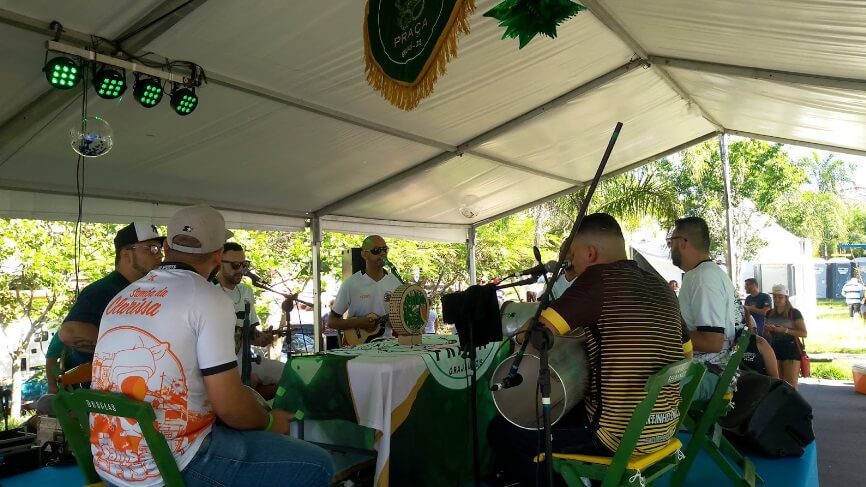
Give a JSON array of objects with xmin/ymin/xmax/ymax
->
[
  {"xmin": 490, "ymin": 373, "xmax": 523, "ymax": 391},
  {"xmin": 243, "ymin": 268, "xmax": 268, "ymax": 284},
  {"xmin": 503, "ymin": 260, "xmax": 559, "ymax": 279}
]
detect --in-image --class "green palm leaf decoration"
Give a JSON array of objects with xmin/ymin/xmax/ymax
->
[{"xmin": 484, "ymin": 0, "xmax": 586, "ymax": 48}]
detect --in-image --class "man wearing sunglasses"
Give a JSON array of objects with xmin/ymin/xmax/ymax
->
[
  {"xmin": 669, "ymin": 216, "xmax": 742, "ymax": 400},
  {"xmin": 214, "ymin": 242, "xmax": 282, "ymax": 388},
  {"xmin": 57, "ymin": 222, "xmax": 165, "ymax": 368},
  {"xmin": 329, "ymin": 235, "xmax": 401, "ymax": 343}
]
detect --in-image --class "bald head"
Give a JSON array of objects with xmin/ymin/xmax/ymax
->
[
  {"xmin": 569, "ymin": 213, "xmax": 627, "ymax": 277},
  {"xmin": 361, "ymin": 235, "xmax": 388, "ymax": 274}
]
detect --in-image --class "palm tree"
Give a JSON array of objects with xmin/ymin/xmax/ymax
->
[
  {"xmin": 541, "ymin": 168, "xmax": 682, "ymax": 238},
  {"xmin": 799, "ymin": 152, "xmax": 854, "ymax": 194}
]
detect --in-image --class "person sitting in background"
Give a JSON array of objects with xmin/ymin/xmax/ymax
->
[
  {"xmin": 740, "ymin": 314, "xmax": 779, "ymax": 379},
  {"xmin": 842, "ymin": 277, "xmax": 865, "ymax": 318},
  {"xmin": 764, "ymin": 284, "xmax": 807, "ymax": 390}
]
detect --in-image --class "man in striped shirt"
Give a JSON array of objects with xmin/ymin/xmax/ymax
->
[{"xmin": 490, "ymin": 213, "xmax": 686, "ymax": 483}]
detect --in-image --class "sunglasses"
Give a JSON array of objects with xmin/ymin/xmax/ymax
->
[
  {"xmin": 222, "ymin": 260, "xmax": 251, "ymax": 270},
  {"xmin": 368, "ymin": 246, "xmax": 389, "ymax": 255},
  {"xmin": 128, "ymin": 243, "xmax": 163, "ymax": 255},
  {"xmin": 665, "ymin": 236, "xmax": 687, "ymax": 247}
]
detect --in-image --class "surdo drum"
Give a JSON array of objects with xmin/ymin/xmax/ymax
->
[{"xmin": 492, "ymin": 302, "xmax": 588, "ymax": 429}]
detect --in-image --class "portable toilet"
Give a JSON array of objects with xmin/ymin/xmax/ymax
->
[
  {"xmin": 814, "ymin": 259, "xmax": 828, "ymax": 299},
  {"xmin": 827, "ymin": 257, "xmax": 853, "ymax": 298}
]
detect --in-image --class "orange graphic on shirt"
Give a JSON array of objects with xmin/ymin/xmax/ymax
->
[{"xmin": 90, "ymin": 326, "xmax": 214, "ymax": 483}]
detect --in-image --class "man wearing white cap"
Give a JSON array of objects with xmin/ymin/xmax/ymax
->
[
  {"xmin": 90, "ymin": 205, "xmax": 333, "ymax": 487},
  {"xmin": 58, "ymin": 222, "xmax": 165, "ymax": 367}
]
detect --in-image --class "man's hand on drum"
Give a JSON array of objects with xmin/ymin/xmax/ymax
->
[{"xmin": 268, "ymin": 409, "xmax": 296, "ymax": 435}]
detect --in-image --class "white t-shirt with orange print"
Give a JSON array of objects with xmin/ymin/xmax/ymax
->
[{"xmin": 90, "ymin": 262, "xmax": 237, "ymax": 487}]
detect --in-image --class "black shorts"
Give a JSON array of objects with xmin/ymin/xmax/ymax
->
[{"xmin": 771, "ymin": 334, "xmax": 801, "ymax": 361}]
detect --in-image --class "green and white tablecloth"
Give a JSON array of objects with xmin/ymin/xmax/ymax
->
[{"xmin": 274, "ymin": 335, "xmax": 511, "ymax": 486}]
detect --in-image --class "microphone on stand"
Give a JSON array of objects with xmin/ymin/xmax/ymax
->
[
  {"xmin": 502, "ymin": 260, "xmax": 559, "ymax": 280},
  {"xmin": 490, "ymin": 373, "xmax": 523, "ymax": 391},
  {"xmin": 243, "ymin": 268, "xmax": 268, "ymax": 285}
]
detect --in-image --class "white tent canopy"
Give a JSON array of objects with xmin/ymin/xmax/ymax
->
[{"xmin": 2, "ymin": 0, "xmax": 866, "ymax": 241}]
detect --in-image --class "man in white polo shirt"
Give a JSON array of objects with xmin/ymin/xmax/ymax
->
[
  {"xmin": 90, "ymin": 204, "xmax": 332, "ymax": 486},
  {"xmin": 328, "ymin": 235, "xmax": 402, "ymax": 345},
  {"xmin": 669, "ymin": 216, "xmax": 742, "ymax": 400}
]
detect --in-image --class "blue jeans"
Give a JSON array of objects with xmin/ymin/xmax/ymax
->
[{"xmin": 181, "ymin": 425, "xmax": 334, "ymax": 486}]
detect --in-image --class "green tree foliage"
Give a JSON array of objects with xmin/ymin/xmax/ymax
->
[
  {"xmin": 769, "ymin": 152, "xmax": 857, "ymax": 257},
  {"xmin": 652, "ymin": 138, "xmax": 806, "ymax": 280},
  {"xmin": 798, "ymin": 152, "xmax": 854, "ymax": 194},
  {"xmin": 0, "ymin": 219, "xmax": 116, "ymax": 415}
]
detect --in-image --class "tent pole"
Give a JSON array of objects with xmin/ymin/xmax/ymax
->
[
  {"xmin": 719, "ymin": 133, "xmax": 736, "ymax": 281},
  {"xmin": 467, "ymin": 226, "xmax": 477, "ymax": 286},
  {"xmin": 311, "ymin": 215, "xmax": 323, "ymax": 352}
]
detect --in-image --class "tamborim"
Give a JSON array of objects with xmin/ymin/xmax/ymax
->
[
  {"xmin": 388, "ymin": 283, "xmax": 429, "ymax": 336},
  {"xmin": 492, "ymin": 304, "xmax": 588, "ymax": 429}
]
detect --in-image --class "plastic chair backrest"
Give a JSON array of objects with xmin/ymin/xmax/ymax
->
[
  {"xmin": 605, "ymin": 359, "xmax": 707, "ymax": 482},
  {"xmin": 54, "ymin": 384, "xmax": 185, "ymax": 486}
]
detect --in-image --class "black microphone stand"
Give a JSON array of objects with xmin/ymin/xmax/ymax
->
[
  {"xmin": 248, "ymin": 278, "xmax": 314, "ymax": 358},
  {"xmin": 495, "ymin": 122, "xmax": 623, "ymax": 486}
]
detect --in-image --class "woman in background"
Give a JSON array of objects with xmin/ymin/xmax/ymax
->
[{"xmin": 764, "ymin": 284, "xmax": 807, "ymax": 389}]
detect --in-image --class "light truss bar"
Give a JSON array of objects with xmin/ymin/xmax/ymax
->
[{"xmin": 47, "ymin": 40, "xmax": 186, "ymax": 84}]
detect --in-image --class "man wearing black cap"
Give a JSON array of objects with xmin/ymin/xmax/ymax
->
[{"xmin": 57, "ymin": 222, "xmax": 164, "ymax": 365}]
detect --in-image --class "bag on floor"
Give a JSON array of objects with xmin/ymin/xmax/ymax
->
[{"xmin": 720, "ymin": 371, "xmax": 815, "ymax": 458}]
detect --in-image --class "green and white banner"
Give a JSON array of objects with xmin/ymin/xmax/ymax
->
[{"xmin": 364, "ymin": 0, "xmax": 475, "ymax": 110}]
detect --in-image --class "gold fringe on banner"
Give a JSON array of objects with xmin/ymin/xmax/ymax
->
[{"xmin": 364, "ymin": 0, "xmax": 475, "ymax": 111}]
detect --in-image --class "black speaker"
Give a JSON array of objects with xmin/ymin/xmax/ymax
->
[
  {"xmin": 721, "ymin": 371, "xmax": 815, "ymax": 458},
  {"xmin": 341, "ymin": 248, "xmax": 364, "ymax": 279}
]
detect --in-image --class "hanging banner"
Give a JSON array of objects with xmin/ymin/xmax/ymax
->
[{"xmin": 364, "ymin": 0, "xmax": 475, "ymax": 111}]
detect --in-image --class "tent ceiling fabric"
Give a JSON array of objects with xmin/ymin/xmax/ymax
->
[
  {"xmin": 668, "ymin": 68, "xmax": 866, "ymax": 155},
  {"xmin": 0, "ymin": 1, "xmax": 865, "ymax": 241}
]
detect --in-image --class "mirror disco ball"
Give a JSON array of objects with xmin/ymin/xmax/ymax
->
[{"xmin": 69, "ymin": 116, "xmax": 114, "ymax": 157}]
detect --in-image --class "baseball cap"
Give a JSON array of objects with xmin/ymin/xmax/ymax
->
[
  {"xmin": 771, "ymin": 284, "xmax": 789, "ymax": 296},
  {"xmin": 167, "ymin": 205, "xmax": 233, "ymax": 254},
  {"xmin": 114, "ymin": 222, "xmax": 165, "ymax": 251}
]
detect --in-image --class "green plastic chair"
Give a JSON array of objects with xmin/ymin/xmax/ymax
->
[
  {"xmin": 671, "ymin": 331, "xmax": 763, "ymax": 487},
  {"xmin": 537, "ymin": 359, "xmax": 707, "ymax": 487},
  {"xmin": 52, "ymin": 363, "xmax": 184, "ymax": 487}
]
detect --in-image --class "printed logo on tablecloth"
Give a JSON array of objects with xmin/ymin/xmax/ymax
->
[{"xmin": 327, "ymin": 336, "xmax": 502, "ymax": 390}]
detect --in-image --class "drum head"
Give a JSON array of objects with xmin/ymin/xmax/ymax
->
[
  {"xmin": 491, "ymin": 353, "xmax": 568, "ymax": 429},
  {"xmin": 491, "ymin": 334, "xmax": 587, "ymax": 430},
  {"xmin": 389, "ymin": 283, "xmax": 428, "ymax": 335}
]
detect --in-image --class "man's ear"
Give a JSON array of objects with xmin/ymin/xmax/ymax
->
[{"xmin": 586, "ymin": 245, "xmax": 599, "ymax": 264}]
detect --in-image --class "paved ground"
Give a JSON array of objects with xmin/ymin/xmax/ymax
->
[{"xmin": 799, "ymin": 379, "xmax": 866, "ymax": 486}]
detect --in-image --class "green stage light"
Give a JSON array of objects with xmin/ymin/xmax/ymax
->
[
  {"xmin": 44, "ymin": 56, "xmax": 81, "ymax": 90},
  {"xmin": 93, "ymin": 67, "xmax": 127, "ymax": 99},
  {"xmin": 169, "ymin": 85, "xmax": 198, "ymax": 116},
  {"xmin": 133, "ymin": 74, "xmax": 163, "ymax": 108}
]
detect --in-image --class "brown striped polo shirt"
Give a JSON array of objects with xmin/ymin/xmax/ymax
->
[{"xmin": 541, "ymin": 260, "xmax": 685, "ymax": 454}]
